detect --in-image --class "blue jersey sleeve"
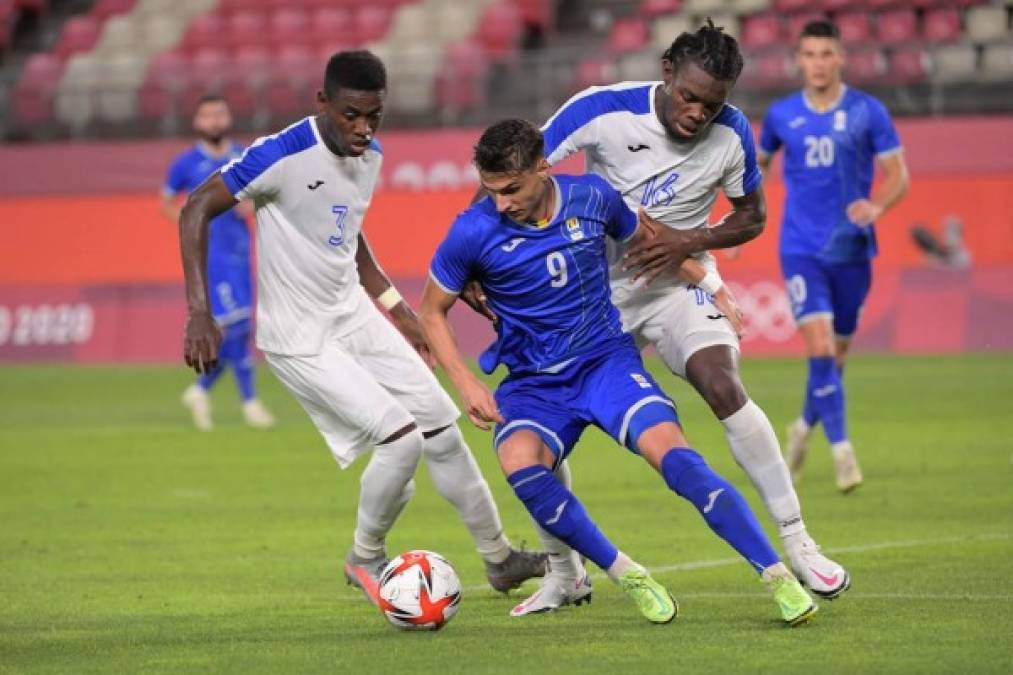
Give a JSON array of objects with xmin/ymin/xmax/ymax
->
[
  {"xmin": 758, "ymin": 106, "xmax": 781, "ymax": 156},
  {"xmin": 430, "ymin": 213, "xmax": 479, "ymax": 295},
  {"xmin": 163, "ymin": 153, "xmax": 190, "ymax": 196},
  {"xmin": 598, "ymin": 177, "xmax": 637, "ymax": 242},
  {"xmin": 867, "ymin": 97, "xmax": 902, "ymax": 156}
]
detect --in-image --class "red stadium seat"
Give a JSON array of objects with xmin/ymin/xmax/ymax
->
[
  {"xmin": 608, "ymin": 18, "xmax": 649, "ymax": 54},
  {"xmin": 639, "ymin": 0, "xmax": 681, "ymax": 18},
  {"xmin": 353, "ymin": 6, "xmax": 393, "ymax": 43},
  {"xmin": 876, "ymin": 9, "xmax": 918, "ymax": 44},
  {"xmin": 889, "ymin": 45, "xmax": 928, "ymax": 82},
  {"xmin": 182, "ymin": 12, "xmax": 224, "ymax": 53},
  {"xmin": 226, "ymin": 10, "xmax": 268, "ymax": 49},
  {"xmin": 182, "ymin": 48, "xmax": 230, "ymax": 112},
  {"xmin": 476, "ymin": 2, "xmax": 522, "ymax": 60},
  {"xmin": 775, "ymin": 0, "xmax": 813, "ymax": 12},
  {"xmin": 217, "ymin": 0, "xmax": 270, "ymax": 16},
  {"xmin": 14, "ymin": 0, "xmax": 45, "ymax": 12},
  {"xmin": 88, "ymin": 0, "xmax": 134, "ymax": 21},
  {"xmin": 515, "ymin": 0, "xmax": 552, "ymax": 29},
  {"xmin": 817, "ymin": 0, "xmax": 855, "ymax": 12},
  {"xmin": 753, "ymin": 51, "xmax": 793, "ymax": 87},
  {"xmin": 14, "ymin": 53, "xmax": 65, "ymax": 126},
  {"xmin": 315, "ymin": 41, "xmax": 356, "ymax": 64},
  {"xmin": 268, "ymin": 7, "xmax": 308, "ymax": 50},
  {"xmin": 574, "ymin": 57, "xmax": 616, "ymax": 90},
  {"xmin": 844, "ymin": 48, "xmax": 886, "ymax": 83},
  {"xmin": 836, "ymin": 11, "xmax": 873, "ymax": 45},
  {"xmin": 741, "ymin": 14, "xmax": 783, "ymax": 50},
  {"xmin": 54, "ymin": 15, "xmax": 101, "ymax": 60},
  {"xmin": 922, "ymin": 7, "xmax": 962, "ymax": 43},
  {"xmin": 788, "ymin": 13, "xmax": 826, "ymax": 42},
  {"xmin": 310, "ymin": 7, "xmax": 354, "ymax": 47},
  {"xmin": 435, "ymin": 41, "xmax": 488, "ymax": 112}
]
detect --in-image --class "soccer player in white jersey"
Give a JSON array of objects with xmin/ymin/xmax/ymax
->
[
  {"xmin": 178, "ymin": 51, "xmax": 546, "ymax": 604},
  {"xmin": 487, "ymin": 21, "xmax": 850, "ymax": 604}
]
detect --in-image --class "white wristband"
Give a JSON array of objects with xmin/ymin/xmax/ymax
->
[
  {"xmin": 377, "ymin": 286, "xmax": 403, "ymax": 311},
  {"xmin": 697, "ymin": 271, "xmax": 723, "ymax": 296}
]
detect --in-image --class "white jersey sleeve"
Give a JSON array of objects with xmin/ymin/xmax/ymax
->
[{"xmin": 714, "ymin": 105, "xmax": 762, "ymax": 199}]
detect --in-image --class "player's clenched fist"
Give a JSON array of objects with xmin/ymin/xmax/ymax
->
[{"xmin": 183, "ymin": 310, "xmax": 222, "ymax": 375}]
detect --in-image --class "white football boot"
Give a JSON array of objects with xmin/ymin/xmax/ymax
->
[
  {"xmin": 784, "ymin": 418, "xmax": 811, "ymax": 483},
  {"xmin": 788, "ymin": 536, "xmax": 851, "ymax": 599},
  {"xmin": 832, "ymin": 441, "xmax": 864, "ymax": 493},
  {"xmin": 242, "ymin": 399, "xmax": 276, "ymax": 429},
  {"xmin": 182, "ymin": 384, "xmax": 213, "ymax": 431},
  {"xmin": 510, "ymin": 573, "xmax": 593, "ymax": 617}
]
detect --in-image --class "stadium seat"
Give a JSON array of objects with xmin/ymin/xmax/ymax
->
[
  {"xmin": 741, "ymin": 14, "xmax": 783, "ymax": 50},
  {"xmin": 982, "ymin": 42, "xmax": 1013, "ymax": 79},
  {"xmin": 730, "ymin": 0, "xmax": 771, "ymax": 14},
  {"xmin": 844, "ymin": 48, "xmax": 887, "ymax": 83},
  {"xmin": 965, "ymin": 5, "xmax": 1009, "ymax": 43},
  {"xmin": 750, "ymin": 50, "xmax": 792, "ymax": 87},
  {"xmin": 96, "ymin": 53, "xmax": 144, "ymax": 123},
  {"xmin": 310, "ymin": 7, "xmax": 354, "ymax": 47},
  {"xmin": 476, "ymin": 2, "xmax": 523, "ymax": 61},
  {"xmin": 13, "ymin": 53, "xmax": 64, "ymax": 126},
  {"xmin": 353, "ymin": 6, "xmax": 393, "ymax": 43},
  {"xmin": 787, "ymin": 13, "xmax": 826, "ymax": 42},
  {"xmin": 140, "ymin": 15, "xmax": 186, "ymax": 55},
  {"xmin": 618, "ymin": 51, "xmax": 657, "ymax": 81},
  {"xmin": 889, "ymin": 46, "xmax": 929, "ymax": 82},
  {"xmin": 181, "ymin": 48, "xmax": 229, "ymax": 112},
  {"xmin": 684, "ymin": 0, "xmax": 724, "ymax": 15},
  {"xmin": 651, "ymin": 13, "xmax": 691, "ymax": 51},
  {"xmin": 930, "ymin": 43, "xmax": 976, "ymax": 82},
  {"xmin": 574, "ymin": 56, "xmax": 617, "ymax": 90},
  {"xmin": 183, "ymin": 12, "xmax": 224, "ymax": 52},
  {"xmin": 55, "ymin": 15, "xmax": 101, "ymax": 60},
  {"xmin": 435, "ymin": 40, "xmax": 488, "ymax": 113},
  {"xmin": 876, "ymin": 9, "xmax": 918, "ymax": 44},
  {"xmin": 268, "ymin": 7, "xmax": 309, "ymax": 50},
  {"xmin": 56, "ymin": 54, "xmax": 103, "ymax": 131},
  {"xmin": 836, "ymin": 11, "xmax": 873, "ymax": 45},
  {"xmin": 138, "ymin": 51, "xmax": 186, "ymax": 120},
  {"xmin": 609, "ymin": 18, "xmax": 650, "ymax": 54},
  {"xmin": 708, "ymin": 14, "xmax": 740, "ymax": 38},
  {"xmin": 773, "ymin": 0, "xmax": 812, "ymax": 12},
  {"xmin": 922, "ymin": 7, "xmax": 962, "ymax": 43},
  {"xmin": 817, "ymin": 0, "xmax": 852, "ymax": 12},
  {"xmin": 226, "ymin": 10, "xmax": 268, "ymax": 50},
  {"xmin": 98, "ymin": 14, "xmax": 140, "ymax": 54},
  {"xmin": 639, "ymin": 0, "xmax": 681, "ymax": 19}
]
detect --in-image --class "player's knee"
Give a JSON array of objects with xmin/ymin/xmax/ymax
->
[
  {"xmin": 373, "ymin": 423, "xmax": 423, "ymax": 471},
  {"xmin": 421, "ymin": 424, "xmax": 466, "ymax": 460},
  {"xmin": 496, "ymin": 428, "xmax": 554, "ymax": 476},
  {"xmin": 700, "ymin": 373, "xmax": 749, "ymax": 420}
]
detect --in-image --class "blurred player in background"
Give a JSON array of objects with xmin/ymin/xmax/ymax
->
[
  {"xmin": 758, "ymin": 20, "xmax": 909, "ymax": 493},
  {"xmin": 497, "ymin": 20, "xmax": 849, "ymax": 599},
  {"xmin": 178, "ymin": 51, "xmax": 546, "ymax": 604},
  {"xmin": 161, "ymin": 94, "xmax": 275, "ymax": 431},
  {"xmin": 422, "ymin": 120, "xmax": 817, "ymax": 626}
]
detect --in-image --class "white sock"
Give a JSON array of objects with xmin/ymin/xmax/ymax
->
[
  {"xmin": 722, "ymin": 400, "xmax": 806, "ymax": 540},
  {"xmin": 423, "ymin": 425, "xmax": 511, "ymax": 564},
  {"xmin": 353, "ymin": 428, "xmax": 423, "ymax": 559},
  {"xmin": 533, "ymin": 461, "xmax": 583, "ymax": 581},
  {"xmin": 605, "ymin": 551, "xmax": 637, "ymax": 582},
  {"xmin": 831, "ymin": 440, "xmax": 854, "ymax": 458}
]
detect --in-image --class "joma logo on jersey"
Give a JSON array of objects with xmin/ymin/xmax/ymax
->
[{"xmin": 565, "ymin": 217, "xmax": 584, "ymax": 241}]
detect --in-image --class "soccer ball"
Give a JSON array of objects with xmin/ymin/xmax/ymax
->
[{"xmin": 377, "ymin": 550, "xmax": 462, "ymax": 630}]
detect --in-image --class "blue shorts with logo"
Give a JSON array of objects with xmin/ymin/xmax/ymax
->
[
  {"xmin": 780, "ymin": 254, "xmax": 872, "ymax": 338},
  {"xmin": 492, "ymin": 336, "xmax": 680, "ymax": 467},
  {"xmin": 208, "ymin": 261, "xmax": 252, "ymax": 326}
]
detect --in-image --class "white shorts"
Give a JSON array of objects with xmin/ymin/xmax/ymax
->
[
  {"xmin": 618, "ymin": 282, "xmax": 739, "ymax": 379},
  {"xmin": 264, "ymin": 305, "xmax": 459, "ymax": 469}
]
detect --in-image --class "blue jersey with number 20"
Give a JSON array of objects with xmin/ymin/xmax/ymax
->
[{"xmin": 430, "ymin": 174, "xmax": 638, "ymax": 375}]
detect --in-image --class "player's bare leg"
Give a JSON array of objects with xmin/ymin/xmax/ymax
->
[
  {"xmin": 794, "ymin": 317, "xmax": 863, "ymax": 494},
  {"xmin": 420, "ymin": 424, "xmax": 547, "ymax": 592},
  {"xmin": 684, "ymin": 344, "xmax": 849, "ymax": 598},
  {"xmin": 344, "ymin": 422, "xmax": 424, "ymax": 605}
]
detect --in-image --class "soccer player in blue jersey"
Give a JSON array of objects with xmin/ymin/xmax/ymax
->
[
  {"xmin": 421, "ymin": 119, "xmax": 817, "ymax": 626},
  {"xmin": 758, "ymin": 20, "xmax": 910, "ymax": 492},
  {"xmin": 162, "ymin": 94, "xmax": 274, "ymax": 431}
]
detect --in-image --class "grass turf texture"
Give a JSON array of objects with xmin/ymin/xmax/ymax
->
[{"xmin": 1, "ymin": 354, "xmax": 1011, "ymax": 674}]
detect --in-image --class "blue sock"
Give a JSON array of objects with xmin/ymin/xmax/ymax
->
[
  {"xmin": 807, "ymin": 356, "xmax": 847, "ymax": 444},
  {"xmin": 802, "ymin": 385, "xmax": 819, "ymax": 427},
  {"xmin": 221, "ymin": 319, "xmax": 256, "ymax": 402},
  {"xmin": 197, "ymin": 365, "xmax": 223, "ymax": 391},
  {"xmin": 660, "ymin": 449, "xmax": 779, "ymax": 574},
  {"xmin": 507, "ymin": 465, "xmax": 619, "ymax": 571}
]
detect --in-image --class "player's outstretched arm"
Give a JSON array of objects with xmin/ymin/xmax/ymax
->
[
  {"xmin": 847, "ymin": 152, "xmax": 910, "ymax": 226},
  {"xmin": 419, "ymin": 281, "xmax": 503, "ymax": 431},
  {"xmin": 624, "ymin": 188, "xmax": 766, "ymax": 285},
  {"xmin": 179, "ymin": 172, "xmax": 237, "ymax": 374},
  {"xmin": 355, "ymin": 233, "xmax": 435, "ymax": 368}
]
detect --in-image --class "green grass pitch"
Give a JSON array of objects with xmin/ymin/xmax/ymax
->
[{"xmin": 1, "ymin": 354, "xmax": 1011, "ymax": 673}]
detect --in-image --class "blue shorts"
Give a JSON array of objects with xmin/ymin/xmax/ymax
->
[
  {"xmin": 208, "ymin": 262, "xmax": 252, "ymax": 326},
  {"xmin": 493, "ymin": 337, "xmax": 680, "ymax": 467},
  {"xmin": 780, "ymin": 255, "xmax": 872, "ymax": 338}
]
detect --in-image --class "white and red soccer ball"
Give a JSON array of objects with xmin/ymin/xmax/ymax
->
[{"xmin": 377, "ymin": 550, "xmax": 462, "ymax": 630}]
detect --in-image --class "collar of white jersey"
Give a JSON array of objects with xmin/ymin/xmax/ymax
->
[{"xmin": 802, "ymin": 84, "xmax": 849, "ymax": 114}]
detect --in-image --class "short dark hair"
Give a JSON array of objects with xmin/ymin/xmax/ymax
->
[
  {"xmin": 798, "ymin": 19, "xmax": 840, "ymax": 42},
  {"xmin": 473, "ymin": 119, "xmax": 544, "ymax": 174},
  {"xmin": 193, "ymin": 93, "xmax": 227, "ymax": 114},
  {"xmin": 324, "ymin": 50, "xmax": 387, "ymax": 97},
  {"xmin": 663, "ymin": 18, "xmax": 743, "ymax": 81}
]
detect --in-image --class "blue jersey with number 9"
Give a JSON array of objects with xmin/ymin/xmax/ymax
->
[{"xmin": 429, "ymin": 174, "xmax": 638, "ymax": 375}]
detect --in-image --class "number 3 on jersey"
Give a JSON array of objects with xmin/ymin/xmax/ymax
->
[
  {"xmin": 546, "ymin": 251, "xmax": 568, "ymax": 287},
  {"xmin": 329, "ymin": 205, "xmax": 348, "ymax": 246}
]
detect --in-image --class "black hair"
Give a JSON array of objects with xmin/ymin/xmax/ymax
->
[
  {"xmin": 473, "ymin": 119, "xmax": 544, "ymax": 174},
  {"xmin": 798, "ymin": 19, "xmax": 840, "ymax": 42},
  {"xmin": 663, "ymin": 18, "xmax": 743, "ymax": 81},
  {"xmin": 323, "ymin": 50, "xmax": 387, "ymax": 97},
  {"xmin": 193, "ymin": 93, "xmax": 227, "ymax": 113}
]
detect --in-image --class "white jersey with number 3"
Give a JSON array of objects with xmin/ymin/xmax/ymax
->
[
  {"xmin": 221, "ymin": 116, "xmax": 382, "ymax": 356},
  {"xmin": 541, "ymin": 81, "xmax": 761, "ymax": 308}
]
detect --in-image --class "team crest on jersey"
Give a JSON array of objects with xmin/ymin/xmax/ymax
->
[
  {"xmin": 834, "ymin": 110, "xmax": 847, "ymax": 132},
  {"xmin": 565, "ymin": 217, "xmax": 585, "ymax": 241}
]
